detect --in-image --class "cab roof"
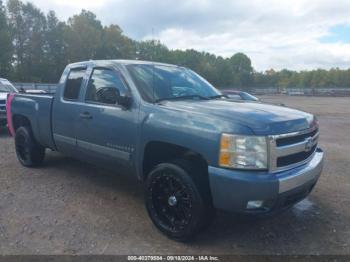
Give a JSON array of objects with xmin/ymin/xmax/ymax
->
[{"xmin": 68, "ymin": 59, "xmax": 180, "ymax": 69}]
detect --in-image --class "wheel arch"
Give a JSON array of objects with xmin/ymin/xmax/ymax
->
[
  {"xmin": 142, "ymin": 141, "xmax": 209, "ymax": 181},
  {"xmin": 12, "ymin": 114, "xmax": 32, "ymax": 131}
]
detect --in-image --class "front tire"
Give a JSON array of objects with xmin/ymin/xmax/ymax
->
[
  {"xmin": 15, "ymin": 126, "xmax": 45, "ymax": 167},
  {"xmin": 145, "ymin": 160, "xmax": 214, "ymax": 241}
]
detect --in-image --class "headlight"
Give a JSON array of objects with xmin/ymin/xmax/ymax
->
[{"xmin": 219, "ymin": 134, "xmax": 268, "ymax": 170}]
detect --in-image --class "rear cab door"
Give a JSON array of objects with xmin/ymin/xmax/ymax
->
[{"xmin": 52, "ymin": 65, "xmax": 89, "ymax": 156}]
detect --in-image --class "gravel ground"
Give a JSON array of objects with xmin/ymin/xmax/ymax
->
[{"xmin": 0, "ymin": 95, "xmax": 349, "ymax": 255}]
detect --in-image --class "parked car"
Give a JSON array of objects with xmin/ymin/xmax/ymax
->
[
  {"xmin": 24, "ymin": 89, "xmax": 47, "ymax": 94},
  {"xmin": 221, "ymin": 90, "xmax": 259, "ymax": 102},
  {"xmin": 7, "ymin": 60, "xmax": 324, "ymax": 241},
  {"xmin": 0, "ymin": 78, "xmax": 18, "ymax": 127},
  {"xmin": 222, "ymin": 89, "xmax": 287, "ymax": 106}
]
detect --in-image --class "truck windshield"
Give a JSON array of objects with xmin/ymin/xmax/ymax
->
[{"xmin": 126, "ymin": 64, "xmax": 221, "ymax": 102}]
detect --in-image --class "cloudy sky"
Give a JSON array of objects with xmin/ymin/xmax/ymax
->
[{"xmin": 29, "ymin": 0, "xmax": 350, "ymax": 71}]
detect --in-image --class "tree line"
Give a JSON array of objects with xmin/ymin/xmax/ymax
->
[{"xmin": 1, "ymin": 0, "xmax": 350, "ymax": 89}]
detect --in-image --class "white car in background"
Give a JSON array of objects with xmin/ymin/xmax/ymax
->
[{"xmin": 0, "ymin": 78, "xmax": 18, "ymax": 127}]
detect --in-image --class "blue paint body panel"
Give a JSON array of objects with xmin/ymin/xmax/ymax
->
[{"xmin": 10, "ymin": 60, "xmax": 324, "ymax": 214}]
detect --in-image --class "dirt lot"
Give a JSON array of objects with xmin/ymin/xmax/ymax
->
[{"xmin": 0, "ymin": 95, "xmax": 349, "ymax": 255}]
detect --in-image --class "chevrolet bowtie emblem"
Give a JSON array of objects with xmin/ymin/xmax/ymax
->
[{"xmin": 305, "ymin": 137, "xmax": 313, "ymax": 152}]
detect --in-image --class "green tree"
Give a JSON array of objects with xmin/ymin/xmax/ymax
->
[
  {"xmin": 7, "ymin": 0, "xmax": 47, "ymax": 81},
  {"xmin": 7, "ymin": 0, "xmax": 25, "ymax": 79},
  {"xmin": 0, "ymin": 0, "xmax": 13, "ymax": 77},
  {"xmin": 43, "ymin": 10, "xmax": 67, "ymax": 82},
  {"xmin": 229, "ymin": 53, "xmax": 253, "ymax": 88},
  {"xmin": 21, "ymin": 2, "xmax": 47, "ymax": 81},
  {"xmin": 135, "ymin": 40, "xmax": 171, "ymax": 63},
  {"xmin": 64, "ymin": 10, "xmax": 103, "ymax": 62},
  {"xmin": 97, "ymin": 24, "xmax": 135, "ymax": 59}
]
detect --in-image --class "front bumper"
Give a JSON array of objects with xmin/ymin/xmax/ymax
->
[{"xmin": 208, "ymin": 148, "xmax": 324, "ymax": 214}]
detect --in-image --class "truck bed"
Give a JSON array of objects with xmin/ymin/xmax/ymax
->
[{"xmin": 11, "ymin": 93, "xmax": 56, "ymax": 149}]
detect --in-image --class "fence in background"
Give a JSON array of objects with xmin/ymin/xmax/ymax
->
[
  {"xmin": 12, "ymin": 83, "xmax": 350, "ymax": 96},
  {"xmin": 251, "ymin": 87, "xmax": 350, "ymax": 96},
  {"xmin": 13, "ymin": 83, "xmax": 58, "ymax": 93}
]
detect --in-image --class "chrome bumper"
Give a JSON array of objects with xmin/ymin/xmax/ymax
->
[
  {"xmin": 278, "ymin": 149, "xmax": 324, "ymax": 193},
  {"xmin": 209, "ymin": 148, "xmax": 324, "ymax": 213}
]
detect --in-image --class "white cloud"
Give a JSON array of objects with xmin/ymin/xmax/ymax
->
[
  {"xmin": 26, "ymin": 0, "xmax": 350, "ymax": 70},
  {"xmin": 52, "ymin": 0, "xmax": 107, "ymax": 8},
  {"xmin": 147, "ymin": 27, "xmax": 350, "ymax": 71}
]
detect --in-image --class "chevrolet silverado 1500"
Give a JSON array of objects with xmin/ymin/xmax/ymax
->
[{"xmin": 7, "ymin": 60, "xmax": 324, "ymax": 241}]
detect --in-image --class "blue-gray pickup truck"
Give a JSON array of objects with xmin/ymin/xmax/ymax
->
[{"xmin": 7, "ymin": 60, "xmax": 324, "ymax": 241}]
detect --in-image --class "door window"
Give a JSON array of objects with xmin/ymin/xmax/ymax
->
[
  {"xmin": 85, "ymin": 68, "xmax": 127, "ymax": 105},
  {"xmin": 63, "ymin": 69, "xmax": 86, "ymax": 100}
]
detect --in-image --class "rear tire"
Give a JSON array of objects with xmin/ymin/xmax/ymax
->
[
  {"xmin": 15, "ymin": 126, "xmax": 45, "ymax": 167},
  {"xmin": 145, "ymin": 159, "xmax": 215, "ymax": 241}
]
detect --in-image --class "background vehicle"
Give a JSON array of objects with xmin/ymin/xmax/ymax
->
[
  {"xmin": 7, "ymin": 60, "xmax": 324, "ymax": 241},
  {"xmin": 222, "ymin": 89, "xmax": 287, "ymax": 106},
  {"xmin": 0, "ymin": 78, "xmax": 18, "ymax": 127},
  {"xmin": 23, "ymin": 89, "xmax": 47, "ymax": 94},
  {"xmin": 221, "ymin": 89, "xmax": 259, "ymax": 101}
]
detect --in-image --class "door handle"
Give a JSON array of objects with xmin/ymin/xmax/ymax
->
[{"xmin": 80, "ymin": 112, "xmax": 93, "ymax": 119}]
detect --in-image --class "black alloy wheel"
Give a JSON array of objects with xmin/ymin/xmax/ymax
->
[
  {"xmin": 15, "ymin": 126, "xmax": 45, "ymax": 167},
  {"xmin": 151, "ymin": 173, "xmax": 193, "ymax": 232},
  {"xmin": 145, "ymin": 159, "xmax": 214, "ymax": 241}
]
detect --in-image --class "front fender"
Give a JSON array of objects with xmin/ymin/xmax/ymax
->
[{"xmin": 136, "ymin": 103, "xmax": 254, "ymax": 179}]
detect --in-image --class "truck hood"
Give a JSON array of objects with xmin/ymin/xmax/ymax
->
[{"xmin": 162, "ymin": 99, "xmax": 315, "ymax": 135}]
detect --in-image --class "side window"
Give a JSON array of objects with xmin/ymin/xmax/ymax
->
[
  {"xmin": 85, "ymin": 68, "xmax": 127, "ymax": 105},
  {"xmin": 63, "ymin": 69, "xmax": 86, "ymax": 100}
]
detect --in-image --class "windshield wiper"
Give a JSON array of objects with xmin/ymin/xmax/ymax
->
[
  {"xmin": 207, "ymin": 94, "xmax": 228, "ymax": 100},
  {"xmin": 156, "ymin": 95, "xmax": 209, "ymax": 103}
]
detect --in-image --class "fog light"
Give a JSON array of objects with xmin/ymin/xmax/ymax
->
[{"xmin": 246, "ymin": 200, "xmax": 264, "ymax": 210}]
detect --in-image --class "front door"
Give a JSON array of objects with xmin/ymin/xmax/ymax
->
[{"xmin": 75, "ymin": 67, "xmax": 138, "ymax": 172}]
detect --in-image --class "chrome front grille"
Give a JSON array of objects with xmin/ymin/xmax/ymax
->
[{"xmin": 268, "ymin": 126, "xmax": 319, "ymax": 172}]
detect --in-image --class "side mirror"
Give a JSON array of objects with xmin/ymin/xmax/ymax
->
[
  {"xmin": 113, "ymin": 88, "xmax": 132, "ymax": 108},
  {"xmin": 96, "ymin": 87, "xmax": 132, "ymax": 108},
  {"xmin": 117, "ymin": 92, "xmax": 132, "ymax": 109},
  {"xmin": 96, "ymin": 87, "xmax": 119, "ymax": 104}
]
